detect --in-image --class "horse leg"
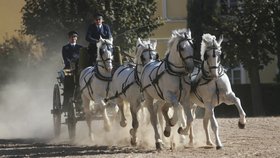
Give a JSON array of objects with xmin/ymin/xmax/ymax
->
[
  {"xmin": 178, "ymin": 102, "xmax": 194, "ymax": 136},
  {"xmin": 177, "ymin": 98, "xmax": 195, "ymax": 146},
  {"xmin": 188, "ymin": 105, "xmax": 197, "ymax": 145},
  {"xmin": 205, "ymin": 104, "xmax": 223, "ymax": 149},
  {"xmin": 225, "ymin": 92, "xmax": 246, "ymax": 129},
  {"xmin": 161, "ymin": 103, "xmax": 172, "ymax": 138},
  {"xmin": 203, "ymin": 112, "xmax": 213, "ymax": 146},
  {"xmin": 154, "ymin": 101, "xmax": 167, "ymax": 143},
  {"xmin": 145, "ymin": 96, "xmax": 163, "ymax": 150},
  {"xmin": 82, "ymin": 96, "xmax": 94, "ymax": 141},
  {"xmin": 129, "ymin": 99, "xmax": 141, "ymax": 146},
  {"xmin": 166, "ymin": 93, "xmax": 179, "ymax": 126},
  {"xmin": 178, "ymin": 105, "xmax": 187, "ymax": 144},
  {"xmin": 116, "ymin": 98, "xmax": 127, "ymax": 127},
  {"xmin": 98, "ymin": 99, "xmax": 111, "ymax": 132}
]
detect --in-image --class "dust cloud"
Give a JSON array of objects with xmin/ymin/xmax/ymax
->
[{"xmin": 0, "ymin": 52, "xmax": 61, "ymax": 139}]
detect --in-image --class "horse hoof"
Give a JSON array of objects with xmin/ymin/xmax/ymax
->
[
  {"xmin": 206, "ymin": 141, "xmax": 214, "ymax": 146},
  {"xmin": 238, "ymin": 121, "xmax": 245, "ymax": 129},
  {"xmin": 169, "ymin": 119, "xmax": 176, "ymax": 127},
  {"xmin": 164, "ymin": 130, "xmax": 170, "ymax": 137},
  {"xmin": 156, "ymin": 142, "xmax": 162, "ymax": 150},
  {"xmin": 177, "ymin": 127, "xmax": 183, "ymax": 134},
  {"xmin": 129, "ymin": 128, "xmax": 134, "ymax": 135},
  {"xmin": 131, "ymin": 138, "xmax": 137, "ymax": 146},
  {"xmin": 216, "ymin": 145, "xmax": 223, "ymax": 150},
  {"xmin": 120, "ymin": 121, "xmax": 127, "ymax": 127},
  {"xmin": 129, "ymin": 128, "xmax": 137, "ymax": 137}
]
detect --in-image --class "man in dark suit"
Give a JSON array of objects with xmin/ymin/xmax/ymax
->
[
  {"xmin": 62, "ymin": 31, "xmax": 83, "ymax": 109},
  {"xmin": 86, "ymin": 13, "xmax": 113, "ymax": 65},
  {"xmin": 62, "ymin": 31, "xmax": 83, "ymax": 69}
]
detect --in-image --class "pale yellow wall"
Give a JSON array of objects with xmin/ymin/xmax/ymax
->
[
  {"xmin": 152, "ymin": 0, "xmax": 187, "ymax": 58},
  {"xmin": 0, "ymin": 0, "xmax": 25, "ymax": 42},
  {"xmin": 260, "ymin": 59, "xmax": 278, "ymax": 83}
]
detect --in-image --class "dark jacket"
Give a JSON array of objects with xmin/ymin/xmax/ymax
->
[
  {"xmin": 85, "ymin": 23, "xmax": 112, "ymax": 47},
  {"xmin": 62, "ymin": 43, "xmax": 83, "ymax": 69}
]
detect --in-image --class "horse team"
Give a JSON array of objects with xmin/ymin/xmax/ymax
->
[{"xmin": 78, "ymin": 29, "xmax": 247, "ymax": 150}]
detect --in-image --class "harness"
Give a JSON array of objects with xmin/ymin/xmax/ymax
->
[
  {"xmin": 104, "ymin": 45, "xmax": 158, "ymax": 102},
  {"xmin": 80, "ymin": 42, "xmax": 113, "ymax": 101},
  {"xmin": 104, "ymin": 66, "xmax": 136, "ymax": 102},
  {"xmin": 192, "ymin": 44, "xmax": 225, "ymax": 104},
  {"xmin": 141, "ymin": 35, "xmax": 194, "ymax": 102}
]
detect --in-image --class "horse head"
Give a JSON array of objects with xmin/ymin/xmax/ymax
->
[
  {"xmin": 167, "ymin": 28, "xmax": 194, "ymax": 73},
  {"xmin": 96, "ymin": 39, "xmax": 114, "ymax": 72},
  {"xmin": 135, "ymin": 38, "xmax": 158, "ymax": 66},
  {"xmin": 201, "ymin": 33, "xmax": 224, "ymax": 78}
]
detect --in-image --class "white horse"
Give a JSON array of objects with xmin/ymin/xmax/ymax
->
[
  {"xmin": 178, "ymin": 33, "xmax": 247, "ymax": 149},
  {"xmin": 109, "ymin": 38, "xmax": 158, "ymax": 146},
  {"xmin": 79, "ymin": 39, "xmax": 114, "ymax": 141},
  {"xmin": 140, "ymin": 28, "xmax": 194, "ymax": 150}
]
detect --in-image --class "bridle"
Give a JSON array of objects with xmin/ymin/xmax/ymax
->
[
  {"xmin": 202, "ymin": 41, "xmax": 224, "ymax": 79},
  {"xmin": 177, "ymin": 33, "xmax": 195, "ymax": 66},
  {"xmin": 96, "ymin": 42, "xmax": 113, "ymax": 71},
  {"xmin": 136, "ymin": 43, "xmax": 158, "ymax": 66},
  {"xmin": 164, "ymin": 33, "xmax": 194, "ymax": 76}
]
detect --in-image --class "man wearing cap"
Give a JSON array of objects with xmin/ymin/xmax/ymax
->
[
  {"xmin": 62, "ymin": 31, "xmax": 83, "ymax": 69},
  {"xmin": 62, "ymin": 31, "xmax": 83, "ymax": 109},
  {"xmin": 85, "ymin": 13, "xmax": 113, "ymax": 65}
]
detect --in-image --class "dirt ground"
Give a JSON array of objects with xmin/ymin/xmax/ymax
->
[{"xmin": 1, "ymin": 116, "xmax": 280, "ymax": 158}]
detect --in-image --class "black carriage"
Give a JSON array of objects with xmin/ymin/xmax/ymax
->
[{"xmin": 51, "ymin": 54, "xmax": 84, "ymax": 140}]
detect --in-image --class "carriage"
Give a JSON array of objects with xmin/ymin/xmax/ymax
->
[
  {"xmin": 51, "ymin": 44, "xmax": 123, "ymax": 140},
  {"xmin": 51, "ymin": 56, "xmax": 85, "ymax": 140}
]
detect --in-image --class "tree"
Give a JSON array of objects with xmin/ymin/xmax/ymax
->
[
  {"xmin": 0, "ymin": 34, "xmax": 44, "ymax": 85},
  {"xmin": 187, "ymin": 0, "xmax": 280, "ymax": 116},
  {"xmin": 187, "ymin": 0, "xmax": 221, "ymax": 60},
  {"xmin": 21, "ymin": 0, "xmax": 163, "ymax": 55},
  {"xmin": 219, "ymin": 0, "xmax": 280, "ymax": 116},
  {"xmin": 270, "ymin": 0, "xmax": 280, "ymax": 82}
]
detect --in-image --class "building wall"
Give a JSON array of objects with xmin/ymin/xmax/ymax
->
[
  {"xmin": 0, "ymin": 0, "xmax": 25, "ymax": 42},
  {"xmin": 259, "ymin": 59, "xmax": 278, "ymax": 83},
  {"xmin": 151, "ymin": 0, "xmax": 187, "ymax": 58}
]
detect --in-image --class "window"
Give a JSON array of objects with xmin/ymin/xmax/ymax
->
[
  {"xmin": 227, "ymin": 65, "xmax": 246, "ymax": 84},
  {"xmin": 163, "ymin": 0, "xmax": 187, "ymax": 21}
]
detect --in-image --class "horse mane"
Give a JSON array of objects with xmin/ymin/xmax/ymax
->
[
  {"xmin": 200, "ymin": 33, "xmax": 221, "ymax": 61},
  {"xmin": 96, "ymin": 41, "xmax": 103, "ymax": 60},
  {"xmin": 96, "ymin": 41, "xmax": 111, "ymax": 60},
  {"xmin": 164, "ymin": 28, "xmax": 188, "ymax": 57}
]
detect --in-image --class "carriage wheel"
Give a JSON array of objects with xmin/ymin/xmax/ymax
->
[
  {"xmin": 52, "ymin": 84, "xmax": 62, "ymax": 137},
  {"xmin": 67, "ymin": 99, "xmax": 76, "ymax": 141}
]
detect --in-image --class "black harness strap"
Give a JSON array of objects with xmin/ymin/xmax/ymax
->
[
  {"xmin": 104, "ymin": 67, "xmax": 137, "ymax": 102},
  {"xmin": 192, "ymin": 54, "xmax": 225, "ymax": 104},
  {"xmin": 80, "ymin": 68, "xmax": 96, "ymax": 100},
  {"xmin": 215, "ymin": 81, "xmax": 220, "ymax": 105},
  {"xmin": 141, "ymin": 61, "xmax": 165, "ymax": 99}
]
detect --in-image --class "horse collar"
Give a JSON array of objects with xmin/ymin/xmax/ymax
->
[{"xmin": 95, "ymin": 65, "xmax": 112, "ymax": 81}]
